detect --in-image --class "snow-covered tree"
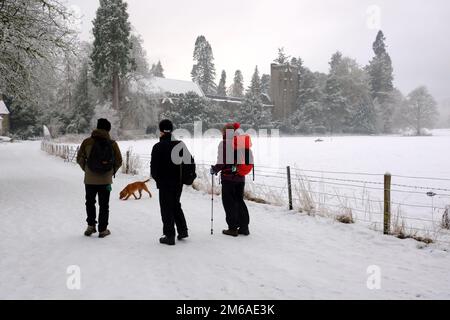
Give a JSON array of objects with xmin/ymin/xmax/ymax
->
[
  {"xmin": 161, "ymin": 92, "xmax": 211, "ymax": 127},
  {"xmin": 405, "ymin": 86, "xmax": 438, "ymax": 135},
  {"xmin": 0, "ymin": 0, "xmax": 77, "ymax": 104},
  {"xmin": 260, "ymin": 74, "xmax": 271, "ymax": 96},
  {"xmin": 91, "ymin": 0, "xmax": 134, "ymax": 111},
  {"xmin": 191, "ymin": 35, "xmax": 216, "ymax": 94},
  {"xmin": 238, "ymin": 96, "xmax": 271, "ymax": 128},
  {"xmin": 150, "ymin": 60, "xmax": 164, "ymax": 78},
  {"xmin": 296, "ymin": 68, "xmax": 325, "ymax": 132},
  {"xmin": 246, "ymin": 66, "xmax": 261, "ymax": 98},
  {"xmin": 228, "ymin": 70, "xmax": 244, "ymax": 98},
  {"xmin": 68, "ymin": 62, "xmax": 95, "ymax": 134},
  {"xmin": 217, "ymin": 70, "xmax": 227, "ymax": 96},
  {"xmin": 130, "ymin": 34, "xmax": 150, "ymax": 77},
  {"xmin": 274, "ymin": 47, "xmax": 290, "ymax": 64},
  {"xmin": 367, "ymin": 31, "xmax": 394, "ymax": 133}
]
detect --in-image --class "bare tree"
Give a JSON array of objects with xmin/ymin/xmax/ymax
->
[{"xmin": 0, "ymin": 0, "xmax": 77, "ymax": 102}]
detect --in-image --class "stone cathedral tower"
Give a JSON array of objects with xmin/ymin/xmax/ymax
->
[{"xmin": 270, "ymin": 63, "xmax": 299, "ymax": 120}]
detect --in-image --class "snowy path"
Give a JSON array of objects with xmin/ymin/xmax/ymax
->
[{"xmin": 0, "ymin": 141, "xmax": 449, "ymax": 299}]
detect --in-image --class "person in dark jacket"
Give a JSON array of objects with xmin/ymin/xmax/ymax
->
[
  {"xmin": 151, "ymin": 119, "xmax": 193, "ymax": 245},
  {"xmin": 76, "ymin": 119, "xmax": 123, "ymax": 238},
  {"xmin": 211, "ymin": 122, "xmax": 250, "ymax": 237}
]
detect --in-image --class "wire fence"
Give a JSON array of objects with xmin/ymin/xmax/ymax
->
[{"xmin": 41, "ymin": 140, "xmax": 450, "ymax": 247}]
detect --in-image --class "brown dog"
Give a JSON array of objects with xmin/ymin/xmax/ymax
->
[{"xmin": 119, "ymin": 179, "xmax": 152, "ymax": 200}]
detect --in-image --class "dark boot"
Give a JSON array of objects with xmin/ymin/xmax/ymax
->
[
  {"xmin": 98, "ymin": 229, "xmax": 111, "ymax": 238},
  {"xmin": 84, "ymin": 225, "xmax": 97, "ymax": 237},
  {"xmin": 177, "ymin": 231, "xmax": 189, "ymax": 241},
  {"xmin": 160, "ymin": 236, "xmax": 175, "ymax": 245},
  {"xmin": 238, "ymin": 228, "xmax": 250, "ymax": 236},
  {"xmin": 222, "ymin": 229, "xmax": 239, "ymax": 237}
]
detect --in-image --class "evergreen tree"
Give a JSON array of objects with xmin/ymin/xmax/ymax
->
[
  {"xmin": 91, "ymin": 0, "xmax": 134, "ymax": 111},
  {"xmin": 151, "ymin": 60, "xmax": 165, "ymax": 77},
  {"xmin": 295, "ymin": 66, "xmax": 325, "ymax": 133},
  {"xmin": 367, "ymin": 30, "xmax": 394, "ymax": 133},
  {"xmin": 191, "ymin": 35, "xmax": 216, "ymax": 94},
  {"xmin": 247, "ymin": 66, "xmax": 261, "ymax": 98},
  {"xmin": 274, "ymin": 47, "xmax": 290, "ymax": 64},
  {"xmin": 162, "ymin": 92, "xmax": 209, "ymax": 127},
  {"xmin": 130, "ymin": 34, "xmax": 150, "ymax": 77},
  {"xmin": 323, "ymin": 75, "xmax": 347, "ymax": 133},
  {"xmin": 238, "ymin": 96, "xmax": 271, "ymax": 128},
  {"xmin": 229, "ymin": 70, "xmax": 244, "ymax": 98},
  {"xmin": 260, "ymin": 74, "xmax": 271, "ymax": 96},
  {"xmin": 216, "ymin": 70, "xmax": 227, "ymax": 96},
  {"xmin": 69, "ymin": 62, "xmax": 94, "ymax": 133}
]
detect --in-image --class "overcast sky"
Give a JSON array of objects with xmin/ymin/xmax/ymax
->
[{"xmin": 69, "ymin": 0, "xmax": 450, "ymax": 103}]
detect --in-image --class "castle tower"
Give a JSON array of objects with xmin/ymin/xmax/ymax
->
[{"xmin": 270, "ymin": 63, "xmax": 299, "ymax": 120}]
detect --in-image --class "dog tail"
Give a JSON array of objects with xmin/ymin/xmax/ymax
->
[{"xmin": 143, "ymin": 179, "xmax": 150, "ymax": 183}]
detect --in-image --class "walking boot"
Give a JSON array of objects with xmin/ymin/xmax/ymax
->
[
  {"xmin": 159, "ymin": 236, "xmax": 175, "ymax": 245},
  {"xmin": 84, "ymin": 225, "xmax": 97, "ymax": 237},
  {"xmin": 222, "ymin": 229, "xmax": 239, "ymax": 237},
  {"xmin": 98, "ymin": 229, "xmax": 111, "ymax": 238}
]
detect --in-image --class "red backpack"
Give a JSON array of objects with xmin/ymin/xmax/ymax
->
[{"xmin": 233, "ymin": 134, "xmax": 254, "ymax": 177}]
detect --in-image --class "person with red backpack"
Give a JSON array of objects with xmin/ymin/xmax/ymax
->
[{"xmin": 211, "ymin": 122, "xmax": 253, "ymax": 237}]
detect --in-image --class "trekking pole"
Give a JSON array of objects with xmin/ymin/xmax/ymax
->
[{"xmin": 211, "ymin": 173, "xmax": 214, "ymax": 235}]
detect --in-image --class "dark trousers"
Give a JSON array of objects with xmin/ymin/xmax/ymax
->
[
  {"xmin": 85, "ymin": 184, "xmax": 111, "ymax": 232},
  {"xmin": 159, "ymin": 187, "xmax": 188, "ymax": 238},
  {"xmin": 221, "ymin": 181, "xmax": 250, "ymax": 231}
]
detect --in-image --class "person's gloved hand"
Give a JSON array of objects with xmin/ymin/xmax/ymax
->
[{"xmin": 210, "ymin": 166, "xmax": 217, "ymax": 175}]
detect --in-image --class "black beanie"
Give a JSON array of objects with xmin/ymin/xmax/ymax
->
[
  {"xmin": 159, "ymin": 119, "xmax": 173, "ymax": 133},
  {"xmin": 97, "ymin": 118, "xmax": 111, "ymax": 132}
]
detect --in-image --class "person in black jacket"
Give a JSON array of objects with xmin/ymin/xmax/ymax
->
[{"xmin": 151, "ymin": 119, "xmax": 193, "ymax": 246}]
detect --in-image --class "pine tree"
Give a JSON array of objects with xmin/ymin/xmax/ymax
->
[
  {"xmin": 216, "ymin": 70, "xmax": 227, "ymax": 96},
  {"xmin": 274, "ymin": 47, "xmax": 290, "ymax": 64},
  {"xmin": 295, "ymin": 66, "xmax": 325, "ymax": 133},
  {"xmin": 260, "ymin": 74, "xmax": 271, "ymax": 96},
  {"xmin": 247, "ymin": 66, "xmax": 261, "ymax": 98},
  {"xmin": 367, "ymin": 30, "xmax": 394, "ymax": 133},
  {"xmin": 191, "ymin": 35, "xmax": 216, "ymax": 94},
  {"xmin": 130, "ymin": 34, "xmax": 150, "ymax": 77},
  {"xmin": 151, "ymin": 60, "xmax": 165, "ymax": 77},
  {"xmin": 91, "ymin": 0, "xmax": 134, "ymax": 111},
  {"xmin": 229, "ymin": 70, "xmax": 244, "ymax": 98},
  {"xmin": 323, "ymin": 75, "xmax": 346, "ymax": 133},
  {"xmin": 70, "ymin": 62, "xmax": 94, "ymax": 133},
  {"xmin": 238, "ymin": 96, "xmax": 271, "ymax": 128}
]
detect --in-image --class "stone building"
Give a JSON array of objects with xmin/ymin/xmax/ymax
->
[
  {"xmin": 0, "ymin": 99, "xmax": 10, "ymax": 136},
  {"xmin": 270, "ymin": 63, "xmax": 299, "ymax": 120}
]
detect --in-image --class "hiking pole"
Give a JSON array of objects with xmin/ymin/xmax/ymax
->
[{"xmin": 211, "ymin": 173, "xmax": 214, "ymax": 235}]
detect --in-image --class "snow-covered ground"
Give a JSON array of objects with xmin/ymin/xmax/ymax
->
[{"xmin": 1, "ymin": 141, "xmax": 450, "ymax": 299}]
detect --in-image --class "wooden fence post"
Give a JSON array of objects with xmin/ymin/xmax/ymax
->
[
  {"xmin": 287, "ymin": 166, "xmax": 293, "ymax": 210},
  {"xmin": 384, "ymin": 172, "xmax": 391, "ymax": 235}
]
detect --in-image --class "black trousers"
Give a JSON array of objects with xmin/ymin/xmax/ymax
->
[
  {"xmin": 159, "ymin": 186, "xmax": 188, "ymax": 237},
  {"xmin": 221, "ymin": 181, "xmax": 250, "ymax": 231},
  {"xmin": 85, "ymin": 184, "xmax": 111, "ymax": 232}
]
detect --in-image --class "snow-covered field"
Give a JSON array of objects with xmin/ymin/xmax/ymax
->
[
  {"xmin": 117, "ymin": 129, "xmax": 450, "ymax": 237},
  {"xmin": 1, "ymin": 140, "xmax": 450, "ymax": 299}
]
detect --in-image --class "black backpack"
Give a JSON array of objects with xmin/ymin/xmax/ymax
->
[
  {"xmin": 87, "ymin": 138, "xmax": 115, "ymax": 174},
  {"xmin": 180, "ymin": 156, "xmax": 197, "ymax": 186}
]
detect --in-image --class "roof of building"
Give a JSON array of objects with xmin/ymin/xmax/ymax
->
[
  {"xmin": 0, "ymin": 100, "xmax": 9, "ymax": 115},
  {"xmin": 139, "ymin": 77, "xmax": 205, "ymax": 97}
]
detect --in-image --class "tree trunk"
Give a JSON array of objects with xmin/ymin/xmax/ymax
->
[{"xmin": 112, "ymin": 73, "xmax": 120, "ymax": 110}]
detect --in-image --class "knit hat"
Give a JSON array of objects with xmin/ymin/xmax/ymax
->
[
  {"xmin": 159, "ymin": 119, "xmax": 174, "ymax": 133},
  {"xmin": 97, "ymin": 118, "xmax": 111, "ymax": 132}
]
